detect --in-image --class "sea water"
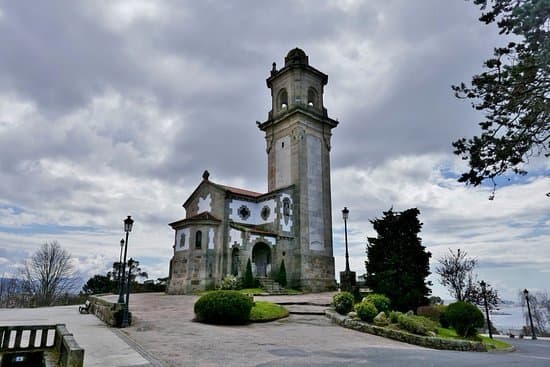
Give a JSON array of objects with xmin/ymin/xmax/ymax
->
[{"xmin": 489, "ymin": 305, "xmax": 526, "ymax": 332}]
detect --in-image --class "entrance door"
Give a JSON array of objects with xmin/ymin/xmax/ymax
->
[{"xmin": 252, "ymin": 243, "xmax": 271, "ymax": 277}]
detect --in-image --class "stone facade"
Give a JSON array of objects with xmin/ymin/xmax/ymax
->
[{"xmin": 167, "ymin": 48, "xmax": 339, "ymax": 293}]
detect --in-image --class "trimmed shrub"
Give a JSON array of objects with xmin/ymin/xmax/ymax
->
[
  {"xmin": 276, "ymin": 259, "xmax": 287, "ymax": 287},
  {"xmin": 355, "ymin": 301, "xmax": 378, "ymax": 322},
  {"xmin": 389, "ymin": 311, "xmax": 402, "ymax": 324},
  {"xmin": 194, "ymin": 290, "xmax": 253, "ymax": 325},
  {"xmin": 397, "ymin": 314, "xmax": 429, "ymax": 335},
  {"xmin": 444, "ymin": 301, "xmax": 484, "ymax": 337},
  {"xmin": 333, "ymin": 292, "xmax": 354, "ymax": 315},
  {"xmin": 364, "ymin": 293, "xmax": 391, "ymax": 313},
  {"xmin": 242, "ymin": 258, "xmax": 255, "ymax": 288},
  {"xmin": 417, "ymin": 304, "xmax": 446, "ymax": 323}
]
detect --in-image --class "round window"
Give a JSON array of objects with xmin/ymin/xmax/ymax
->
[{"xmin": 238, "ymin": 205, "xmax": 251, "ymax": 220}]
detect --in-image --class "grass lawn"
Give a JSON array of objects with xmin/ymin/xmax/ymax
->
[
  {"xmin": 436, "ymin": 327, "xmax": 512, "ymax": 350},
  {"xmin": 249, "ymin": 301, "xmax": 289, "ymax": 322},
  {"xmin": 239, "ymin": 288, "xmax": 265, "ymax": 295}
]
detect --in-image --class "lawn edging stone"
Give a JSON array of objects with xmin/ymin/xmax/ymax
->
[{"xmin": 325, "ymin": 309, "xmax": 487, "ymax": 352}]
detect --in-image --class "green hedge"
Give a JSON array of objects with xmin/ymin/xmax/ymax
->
[
  {"xmin": 194, "ymin": 290, "xmax": 253, "ymax": 325},
  {"xmin": 355, "ymin": 301, "xmax": 378, "ymax": 322},
  {"xmin": 444, "ymin": 301, "xmax": 484, "ymax": 337},
  {"xmin": 333, "ymin": 292, "xmax": 354, "ymax": 315},
  {"xmin": 364, "ymin": 294, "xmax": 391, "ymax": 313},
  {"xmin": 396, "ymin": 314, "xmax": 438, "ymax": 336}
]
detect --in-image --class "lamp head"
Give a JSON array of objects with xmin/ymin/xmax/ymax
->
[
  {"xmin": 480, "ymin": 280, "xmax": 486, "ymax": 289},
  {"xmin": 124, "ymin": 216, "xmax": 134, "ymax": 233},
  {"xmin": 524, "ymin": 288, "xmax": 529, "ymax": 296},
  {"xmin": 342, "ymin": 207, "xmax": 349, "ymax": 221}
]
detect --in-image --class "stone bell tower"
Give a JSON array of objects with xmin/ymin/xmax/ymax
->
[{"xmin": 258, "ymin": 48, "xmax": 338, "ymax": 291}]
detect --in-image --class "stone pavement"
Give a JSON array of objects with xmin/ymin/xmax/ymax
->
[
  {"xmin": 0, "ymin": 305, "xmax": 153, "ymax": 367},
  {"xmin": 2, "ymin": 293, "xmax": 550, "ymax": 366}
]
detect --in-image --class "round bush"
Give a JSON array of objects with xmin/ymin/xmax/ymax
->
[
  {"xmin": 355, "ymin": 301, "xmax": 378, "ymax": 322},
  {"xmin": 444, "ymin": 301, "xmax": 484, "ymax": 337},
  {"xmin": 194, "ymin": 290, "xmax": 254, "ymax": 325},
  {"xmin": 364, "ymin": 293, "xmax": 391, "ymax": 313},
  {"xmin": 333, "ymin": 292, "xmax": 354, "ymax": 315}
]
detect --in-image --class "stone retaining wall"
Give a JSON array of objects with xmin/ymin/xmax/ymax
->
[
  {"xmin": 325, "ymin": 309, "xmax": 487, "ymax": 352},
  {"xmin": 89, "ymin": 295, "xmax": 124, "ymax": 327}
]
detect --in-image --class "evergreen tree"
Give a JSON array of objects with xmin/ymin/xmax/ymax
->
[
  {"xmin": 452, "ymin": 0, "xmax": 549, "ymax": 194},
  {"xmin": 365, "ymin": 208, "xmax": 432, "ymax": 312},
  {"xmin": 243, "ymin": 258, "xmax": 255, "ymax": 288},
  {"xmin": 276, "ymin": 259, "xmax": 287, "ymax": 287}
]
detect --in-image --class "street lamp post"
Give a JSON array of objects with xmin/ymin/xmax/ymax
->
[
  {"xmin": 480, "ymin": 281, "xmax": 492, "ymax": 339},
  {"xmin": 124, "ymin": 258, "xmax": 134, "ymax": 326},
  {"xmin": 524, "ymin": 289, "xmax": 537, "ymax": 340},
  {"xmin": 120, "ymin": 216, "xmax": 134, "ymax": 327},
  {"xmin": 117, "ymin": 239, "xmax": 125, "ymax": 301},
  {"xmin": 339, "ymin": 207, "xmax": 355, "ymax": 292}
]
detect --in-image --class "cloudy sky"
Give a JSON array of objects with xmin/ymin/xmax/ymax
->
[{"xmin": 0, "ymin": 0, "xmax": 547, "ymax": 300}]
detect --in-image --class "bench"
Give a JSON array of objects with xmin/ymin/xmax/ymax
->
[
  {"xmin": 0, "ymin": 324, "xmax": 84, "ymax": 367},
  {"xmin": 78, "ymin": 300, "xmax": 90, "ymax": 314}
]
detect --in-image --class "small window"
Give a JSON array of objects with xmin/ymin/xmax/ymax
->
[
  {"xmin": 282, "ymin": 198, "xmax": 291, "ymax": 217},
  {"xmin": 195, "ymin": 230, "xmax": 202, "ymax": 249},
  {"xmin": 307, "ymin": 87, "xmax": 318, "ymax": 107},
  {"xmin": 278, "ymin": 89, "xmax": 288, "ymax": 110},
  {"xmin": 238, "ymin": 205, "xmax": 251, "ymax": 220},
  {"xmin": 261, "ymin": 205, "xmax": 271, "ymax": 221}
]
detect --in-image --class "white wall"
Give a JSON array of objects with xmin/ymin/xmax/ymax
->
[
  {"xmin": 279, "ymin": 193, "xmax": 293, "ymax": 233},
  {"xmin": 229, "ymin": 198, "xmax": 277, "ymax": 225},
  {"xmin": 198, "ymin": 193, "xmax": 212, "ymax": 213},
  {"xmin": 175, "ymin": 228, "xmax": 190, "ymax": 251}
]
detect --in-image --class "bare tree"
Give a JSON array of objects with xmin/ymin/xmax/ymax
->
[
  {"xmin": 520, "ymin": 290, "xmax": 550, "ymax": 335},
  {"xmin": 21, "ymin": 241, "xmax": 76, "ymax": 306},
  {"xmin": 435, "ymin": 249, "xmax": 477, "ymax": 301},
  {"xmin": 0, "ymin": 276, "xmax": 22, "ymax": 308}
]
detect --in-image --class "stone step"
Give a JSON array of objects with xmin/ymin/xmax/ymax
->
[{"xmin": 256, "ymin": 277, "xmax": 284, "ymax": 294}]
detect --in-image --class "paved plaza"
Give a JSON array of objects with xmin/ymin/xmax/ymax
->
[{"xmin": 1, "ymin": 293, "xmax": 550, "ymax": 366}]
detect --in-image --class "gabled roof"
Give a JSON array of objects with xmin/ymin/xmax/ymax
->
[
  {"xmin": 182, "ymin": 172, "xmax": 266, "ymax": 208},
  {"xmin": 219, "ymin": 184, "xmax": 264, "ymax": 198},
  {"xmin": 169, "ymin": 211, "xmax": 221, "ymax": 228}
]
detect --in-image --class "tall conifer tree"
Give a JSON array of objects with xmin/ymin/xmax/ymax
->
[{"xmin": 365, "ymin": 208, "xmax": 432, "ymax": 312}]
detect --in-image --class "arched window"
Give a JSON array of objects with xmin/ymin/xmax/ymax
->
[
  {"xmin": 278, "ymin": 89, "xmax": 288, "ymax": 110},
  {"xmin": 307, "ymin": 87, "xmax": 318, "ymax": 107},
  {"xmin": 195, "ymin": 230, "xmax": 202, "ymax": 249}
]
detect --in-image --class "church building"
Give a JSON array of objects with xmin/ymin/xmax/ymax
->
[{"xmin": 167, "ymin": 48, "xmax": 339, "ymax": 293}]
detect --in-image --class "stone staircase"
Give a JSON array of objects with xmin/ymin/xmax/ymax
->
[{"xmin": 256, "ymin": 277, "xmax": 284, "ymax": 294}]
